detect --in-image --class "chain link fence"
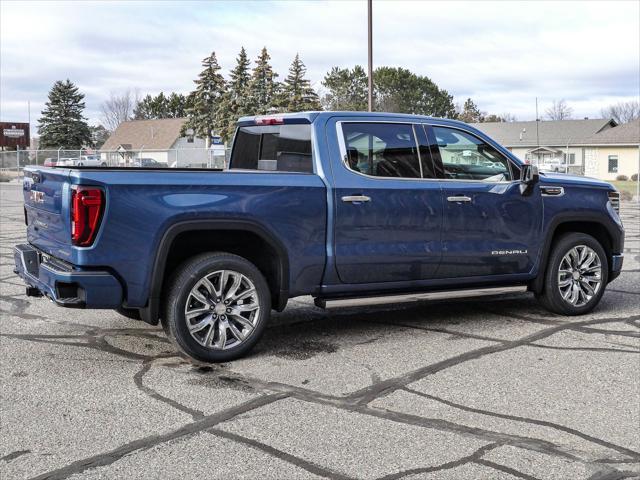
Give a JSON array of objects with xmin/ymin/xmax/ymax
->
[{"xmin": 0, "ymin": 147, "xmax": 231, "ymax": 182}]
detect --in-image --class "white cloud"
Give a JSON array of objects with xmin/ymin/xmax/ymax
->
[{"xmin": 1, "ymin": 0, "xmax": 638, "ymax": 130}]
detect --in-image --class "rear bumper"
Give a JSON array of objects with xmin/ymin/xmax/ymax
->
[
  {"xmin": 13, "ymin": 243, "xmax": 122, "ymax": 308},
  {"xmin": 609, "ymin": 253, "xmax": 624, "ymax": 282}
]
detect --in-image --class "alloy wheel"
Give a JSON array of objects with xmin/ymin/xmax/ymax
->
[
  {"xmin": 184, "ymin": 270, "xmax": 260, "ymax": 350},
  {"xmin": 557, "ymin": 245, "xmax": 602, "ymax": 307}
]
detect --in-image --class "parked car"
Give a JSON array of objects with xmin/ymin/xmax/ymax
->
[
  {"xmin": 77, "ymin": 155, "xmax": 107, "ymax": 167},
  {"xmin": 132, "ymin": 157, "xmax": 165, "ymax": 168},
  {"xmin": 14, "ymin": 112, "xmax": 624, "ymax": 362},
  {"xmin": 43, "ymin": 158, "xmax": 57, "ymax": 167},
  {"xmin": 55, "ymin": 157, "xmax": 79, "ymax": 167},
  {"xmin": 540, "ymin": 158, "xmax": 567, "ymax": 173}
]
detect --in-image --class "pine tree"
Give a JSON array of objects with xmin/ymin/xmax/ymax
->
[
  {"xmin": 220, "ymin": 47, "xmax": 252, "ymax": 141},
  {"xmin": 457, "ymin": 98, "xmax": 484, "ymax": 123},
  {"xmin": 280, "ymin": 54, "xmax": 321, "ymax": 112},
  {"xmin": 184, "ymin": 51, "xmax": 227, "ymax": 145},
  {"xmin": 38, "ymin": 79, "xmax": 91, "ymax": 149},
  {"xmin": 247, "ymin": 47, "xmax": 279, "ymax": 115}
]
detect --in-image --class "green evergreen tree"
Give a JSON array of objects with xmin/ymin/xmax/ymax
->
[
  {"xmin": 247, "ymin": 47, "xmax": 279, "ymax": 115},
  {"xmin": 457, "ymin": 98, "xmax": 484, "ymax": 123},
  {"xmin": 134, "ymin": 92, "xmax": 189, "ymax": 119},
  {"xmin": 220, "ymin": 47, "xmax": 252, "ymax": 141},
  {"xmin": 321, "ymin": 65, "xmax": 368, "ymax": 111},
  {"xmin": 38, "ymin": 79, "xmax": 91, "ymax": 149},
  {"xmin": 184, "ymin": 51, "xmax": 227, "ymax": 144},
  {"xmin": 280, "ymin": 53, "xmax": 321, "ymax": 112}
]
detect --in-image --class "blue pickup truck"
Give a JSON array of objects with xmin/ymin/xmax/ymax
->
[{"xmin": 14, "ymin": 112, "xmax": 624, "ymax": 362}]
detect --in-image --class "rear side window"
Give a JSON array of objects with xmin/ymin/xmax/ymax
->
[
  {"xmin": 432, "ymin": 126, "xmax": 513, "ymax": 181},
  {"xmin": 341, "ymin": 123, "xmax": 421, "ymax": 178},
  {"xmin": 230, "ymin": 125, "xmax": 313, "ymax": 173}
]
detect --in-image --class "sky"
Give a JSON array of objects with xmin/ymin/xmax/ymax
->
[{"xmin": 1, "ymin": 0, "xmax": 639, "ymax": 132}]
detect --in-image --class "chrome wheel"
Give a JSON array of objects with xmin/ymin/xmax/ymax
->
[
  {"xmin": 557, "ymin": 245, "xmax": 602, "ymax": 307},
  {"xmin": 184, "ymin": 270, "xmax": 260, "ymax": 350}
]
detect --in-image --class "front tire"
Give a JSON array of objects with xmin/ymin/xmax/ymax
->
[
  {"xmin": 163, "ymin": 253, "xmax": 271, "ymax": 362},
  {"xmin": 538, "ymin": 233, "xmax": 608, "ymax": 315}
]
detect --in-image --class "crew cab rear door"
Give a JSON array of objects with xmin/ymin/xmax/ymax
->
[
  {"xmin": 424, "ymin": 124, "xmax": 543, "ymax": 279},
  {"xmin": 329, "ymin": 117, "xmax": 444, "ymax": 284}
]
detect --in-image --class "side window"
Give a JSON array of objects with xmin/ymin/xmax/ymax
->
[
  {"xmin": 230, "ymin": 125, "xmax": 313, "ymax": 173},
  {"xmin": 432, "ymin": 126, "xmax": 513, "ymax": 181},
  {"xmin": 341, "ymin": 123, "xmax": 421, "ymax": 178}
]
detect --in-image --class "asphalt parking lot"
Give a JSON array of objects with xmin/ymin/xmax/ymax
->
[{"xmin": 1, "ymin": 182, "xmax": 639, "ymax": 480}]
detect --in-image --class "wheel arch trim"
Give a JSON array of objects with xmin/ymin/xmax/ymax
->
[{"xmin": 140, "ymin": 219, "xmax": 290, "ymax": 325}]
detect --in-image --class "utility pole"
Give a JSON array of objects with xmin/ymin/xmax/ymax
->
[{"xmin": 367, "ymin": 0, "xmax": 373, "ymax": 112}]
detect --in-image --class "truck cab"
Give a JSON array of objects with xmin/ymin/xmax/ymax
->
[{"xmin": 14, "ymin": 112, "xmax": 625, "ymax": 362}]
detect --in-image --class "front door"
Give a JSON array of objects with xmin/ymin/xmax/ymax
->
[
  {"xmin": 425, "ymin": 124, "xmax": 543, "ymax": 279},
  {"xmin": 330, "ymin": 119, "xmax": 443, "ymax": 284}
]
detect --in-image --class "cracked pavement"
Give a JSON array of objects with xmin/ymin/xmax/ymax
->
[{"xmin": 1, "ymin": 183, "xmax": 639, "ymax": 480}]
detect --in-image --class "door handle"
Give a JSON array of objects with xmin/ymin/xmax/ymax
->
[
  {"xmin": 341, "ymin": 195, "xmax": 371, "ymax": 203},
  {"xmin": 447, "ymin": 195, "xmax": 472, "ymax": 203}
]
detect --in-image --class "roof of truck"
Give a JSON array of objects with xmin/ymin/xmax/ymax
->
[{"xmin": 237, "ymin": 111, "xmax": 470, "ymax": 127}]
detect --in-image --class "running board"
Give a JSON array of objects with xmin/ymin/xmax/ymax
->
[{"xmin": 313, "ymin": 286, "xmax": 528, "ymax": 309}]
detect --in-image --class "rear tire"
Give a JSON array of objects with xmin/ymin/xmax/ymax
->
[
  {"xmin": 163, "ymin": 252, "xmax": 271, "ymax": 362},
  {"xmin": 538, "ymin": 233, "xmax": 608, "ymax": 315}
]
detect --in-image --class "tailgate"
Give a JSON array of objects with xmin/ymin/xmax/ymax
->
[{"xmin": 23, "ymin": 167, "xmax": 72, "ymax": 259}]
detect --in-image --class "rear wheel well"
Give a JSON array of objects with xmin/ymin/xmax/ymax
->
[{"xmin": 160, "ymin": 229, "xmax": 287, "ymax": 312}]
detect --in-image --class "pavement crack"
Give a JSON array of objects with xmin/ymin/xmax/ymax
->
[
  {"xmin": 133, "ymin": 359, "xmax": 205, "ymax": 420},
  {"xmin": 402, "ymin": 387, "xmax": 640, "ymax": 461},
  {"xmin": 27, "ymin": 393, "xmax": 288, "ymax": 480},
  {"xmin": 208, "ymin": 429, "xmax": 355, "ymax": 480},
  {"xmin": 374, "ymin": 443, "xmax": 500, "ymax": 480},
  {"xmin": 474, "ymin": 458, "xmax": 542, "ymax": 480}
]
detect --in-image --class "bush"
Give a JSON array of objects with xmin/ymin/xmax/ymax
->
[
  {"xmin": 620, "ymin": 190, "xmax": 633, "ymax": 201},
  {"xmin": 631, "ymin": 173, "xmax": 638, "ymax": 182},
  {"xmin": 0, "ymin": 174, "xmax": 11, "ymax": 183},
  {"xmin": 616, "ymin": 174, "xmax": 629, "ymax": 181}
]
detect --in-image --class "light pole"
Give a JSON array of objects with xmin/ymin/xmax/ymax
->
[{"xmin": 367, "ymin": 0, "xmax": 373, "ymax": 112}]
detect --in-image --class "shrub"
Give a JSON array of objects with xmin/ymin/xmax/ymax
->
[
  {"xmin": 0, "ymin": 174, "xmax": 11, "ymax": 183},
  {"xmin": 615, "ymin": 174, "xmax": 629, "ymax": 181},
  {"xmin": 620, "ymin": 190, "xmax": 633, "ymax": 201},
  {"xmin": 631, "ymin": 173, "xmax": 638, "ymax": 182}
]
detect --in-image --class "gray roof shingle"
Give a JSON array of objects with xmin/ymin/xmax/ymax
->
[
  {"xmin": 471, "ymin": 118, "xmax": 617, "ymax": 146},
  {"xmin": 585, "ymin": 119, "xmax": 640, "ymax": 145},
  {"xmin": 101, "ymin": 118, "xmax": 187, "ymax": 151}
]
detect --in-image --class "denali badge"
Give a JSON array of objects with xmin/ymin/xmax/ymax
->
[
  {"xmin": 29, "ymin": 191, "xmax": 45, "ymax": 203},
  {"xmin": 492, "ymin": 249, "xmax": 528, "ymax": 255}
]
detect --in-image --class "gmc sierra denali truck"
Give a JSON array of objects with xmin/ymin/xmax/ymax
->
[{"xmin": 14, "ymin": 112, "xmax": 624, "ymax": 362}]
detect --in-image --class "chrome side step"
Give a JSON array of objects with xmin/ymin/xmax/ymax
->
[{"xmin": 313, "ymin": 286, "xmax": 528, "ymax": 309}]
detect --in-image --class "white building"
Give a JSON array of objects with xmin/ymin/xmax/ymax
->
[
  {"xmin": 472, "ymin": 118, "xmax": 639, "ymax": 180},
  {"xmin": 100, "ymin": 118, "xmax": 210, "ymax": 167}
]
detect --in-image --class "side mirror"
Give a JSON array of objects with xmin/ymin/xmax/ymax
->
[{"xmin": 520, "ymin": 164, "xmax": 539, "ymax": 195}]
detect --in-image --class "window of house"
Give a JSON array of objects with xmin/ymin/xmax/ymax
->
[
  {"xmin": 341, "ymin": 123, "xmax": 423, "ymax": 178},
  {"xmin": 230, "ymin": 124, "xmax": 313, "ymax": 173},
  {"xmin": 564, "ymin": 153, "xmax": 576, "ymax": 164},
  {"xmin": 432, "ymin": 126, "xmax": 513, "ymax": 181},
  {"xmin": 608, "ymin": 155, "xmax": 618, "ymax": 173}
]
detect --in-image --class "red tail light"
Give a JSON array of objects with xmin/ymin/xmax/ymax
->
[
  {"xmin": 255, "ymin": 116, "xmax": 284, "ymax": 125},
  {"xmin": 71, "ymin": 186, "xmax": 104, "ymax": 246}
]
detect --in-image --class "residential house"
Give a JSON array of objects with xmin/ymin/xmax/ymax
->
[
  {"xmin": 100, "ymin": 118, "xmax": 208, "ymax": 167},
  {"xmin": 471, "ymin": 118, "xmax": 640, "ymax": 179}
]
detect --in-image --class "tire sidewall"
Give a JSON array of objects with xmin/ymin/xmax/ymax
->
[
  {"xmin": 544, "ymin": 233, "xmax": 608, "ymax": 315},
  {"xmin": 167, "ymin": 254, "xmax": 271, "ymax": 362}
]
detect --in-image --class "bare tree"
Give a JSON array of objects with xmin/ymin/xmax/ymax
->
[
  {"xmin": 100, "ymin": 89, "xmax": 138, "ymax": 131},
  {"xmin": 600, "ymin": 100, "xmax": 639, "ymax": 124},
  {"xmin": 545, "ymin": 99, "xmax": 573, "ymax": 120},
  {"xmin": 501, "ymin": 112, "xmax": 518, "ymax": 122}
]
